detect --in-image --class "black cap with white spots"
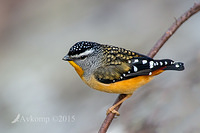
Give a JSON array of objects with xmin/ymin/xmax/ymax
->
[{"xmin": 68, "ymin": 41, "xmax": 98, "ymax": 56}]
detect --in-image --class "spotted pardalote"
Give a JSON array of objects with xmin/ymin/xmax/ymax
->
[{"xmin": 63, "ymin": 41, "xmax": 184, "ymax": 115}]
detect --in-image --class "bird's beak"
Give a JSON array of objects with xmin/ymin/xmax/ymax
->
[{"xmin": 62, "ymin": 55, "xmax": 72, "ymax": 61}]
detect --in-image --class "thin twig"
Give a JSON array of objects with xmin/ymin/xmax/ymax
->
[
  {"xmin": 98, "ymin": 2, "xmax": 200, "ymax": 133},
  {"xmin": 148, "ymin": 2, "xmax": 200, "ymax": 58}
]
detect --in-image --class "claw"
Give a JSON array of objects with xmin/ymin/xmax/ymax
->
[
  {"xmin": 106, "ymin": 107, "xmax": 120, "ymax": 116},
  {"xmin": 106, "ymin": 94, "xmax": 132, "ymax": 116}
]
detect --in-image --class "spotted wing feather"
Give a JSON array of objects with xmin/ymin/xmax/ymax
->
[
  {"xmin": 124, "ymin": 58, "xmax": 175, "ymax": 78},
  {"xmin": 93, "ymin": 44, "xmax": 150, "ymax": 84},
  {"xmin": 93, "ymin": 44, "xmax": 181, "ymax": 84}
]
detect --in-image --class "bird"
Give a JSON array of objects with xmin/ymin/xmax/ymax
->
[{"xmin": 63, "ymin": 41, "xmax": 184, "ymax": 116}]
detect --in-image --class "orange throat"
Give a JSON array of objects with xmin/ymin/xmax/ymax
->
[{"xmin": 68, "ymin": 61, "xmax": 84, "ymax": 77}]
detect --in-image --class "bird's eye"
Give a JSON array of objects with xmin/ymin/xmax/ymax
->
[{"xmin": 80, "ymin": 55, "xmax": 87, "ymax": 60}]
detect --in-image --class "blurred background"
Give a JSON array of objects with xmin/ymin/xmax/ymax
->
[{"xmin": 0, "ymin": 0, "xmax": 200, "ymax": 133}]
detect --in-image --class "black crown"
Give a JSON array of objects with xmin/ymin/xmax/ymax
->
[{"xmin": 68, "ymin": 41, "xmax": 98, "ymax": 56}]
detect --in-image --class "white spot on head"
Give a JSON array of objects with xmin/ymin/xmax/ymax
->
[
  {"xmin": 156, "ymin": 62, "xmax": 159, "ymax": 65},
  {"xmin": 149, "ymin": 61, "xmax": 154, "ymax": 68},
  {"xmin": 120, "ymin": 76, "xmax": 123, "ymax": 79},
  {"xmin": 142, "ymin": 60, "xmax": 147, "ymax": 64},
  {"xmin": 128, "ymin": 60, "xmax": 131, "ymax": 63},
  {"xmin": 149, "ymin": 72, "xmax": 152, "ymax": 75},
  {"xmin": 133, "ymin": 66, "xmax": 138, "ymax": 72},
  {"xmin": 123, "ymin": 73, "xmax": 126, "ymax": 76},
  {"xmin": 165, "ymin": 61, "xmax": 167, "ymax": 65},
  {"xmin": 113, "ymin": 80, "xmax": 115, "ymax": 82},
  {"xmin": 160, "ymin": 62, "xmax": 163, "ymax": 66},
  {"xmin": 128, "ymin": 71, "xmax": 131, "ymax": 73},
  {"xmin": 175, "ymin": 64, "xmax": 179, "ymax": 68},
  {"xmin": 133, "ymin": 59, "xmax": 139, "ymax": 63}
]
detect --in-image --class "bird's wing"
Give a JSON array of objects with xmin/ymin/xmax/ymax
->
[
  {"xmin": 94, "ymin": 45, "xmax": 175, "ymax": 84},
  {"xmin": 93, "ymin": 56, "xmax": 174, "ymax": 84}
]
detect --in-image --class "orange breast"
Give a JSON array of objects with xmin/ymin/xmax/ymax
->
[
  {"xmin": 82, "ymin": 75, "xmax": 153, "ymax": 94},
  {"xmin": 69, "ymin": 61, "xmax": 165, "ymax": 94}
]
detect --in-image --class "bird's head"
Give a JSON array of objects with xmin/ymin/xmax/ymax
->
[{"xmin": 63, "ymin": 41, "xmax": 103, "ymax": 77}]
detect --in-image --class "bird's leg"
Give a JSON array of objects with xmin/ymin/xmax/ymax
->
[{"xmin": 106, "ymin": 94, "xmax": 132, "ymax": 116}]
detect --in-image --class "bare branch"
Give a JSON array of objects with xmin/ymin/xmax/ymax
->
[
  {"xmin": 99, "ymin": 2, "xmax": 200, "ymax": 133},
  {"xmin": 147, "ymin": 2, "xmax": 200, "ymax": 58}
]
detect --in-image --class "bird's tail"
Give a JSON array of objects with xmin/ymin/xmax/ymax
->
[
  {"xmin": 164, "ymin": 62, "xmax": 184, "ymax": 71},
  {"xmin": 154, "ymin": 59, "xmax": 184, "ymax": 71}
]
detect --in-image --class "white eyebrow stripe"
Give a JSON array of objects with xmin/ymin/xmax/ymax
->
[{"xmin": 71, "ymin": 49, "xmax": 94, "ymax": 58}]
